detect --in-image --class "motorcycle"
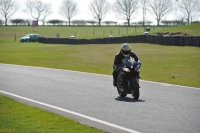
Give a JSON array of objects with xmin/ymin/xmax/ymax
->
[{"xmin": 117, "ymin": 56, "xmax": 141, "ymax": 100}]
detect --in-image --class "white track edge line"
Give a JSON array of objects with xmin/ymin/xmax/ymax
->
[{"xmin": 0, "ymin": 90, "xmax": 141, "ymax": 133}]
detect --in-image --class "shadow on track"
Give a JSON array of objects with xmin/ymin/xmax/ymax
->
[{"xmin": 115, "ymin": 96, "xmax": 145, "ymax": 103}]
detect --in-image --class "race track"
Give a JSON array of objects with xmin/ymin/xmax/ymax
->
[{"xmin": 0, "ymin": 63, "xmax": 200, "ymax": 133}]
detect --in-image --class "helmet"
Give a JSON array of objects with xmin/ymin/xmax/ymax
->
[{"xmin": 121, "ymin": 43, "xmax": 131, "ymax": 57}]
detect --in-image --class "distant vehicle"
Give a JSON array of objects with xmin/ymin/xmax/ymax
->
[
  {"xmin": 143, "ymin": 32, "xmax": 149, "ymax": 35},
  {"xmin": 70, "ymin": 36, "xmax": 75, "ymax": 39},
  {"xmin": 20, "ymin": 34, "xmax": 40, "ymax": 42}
]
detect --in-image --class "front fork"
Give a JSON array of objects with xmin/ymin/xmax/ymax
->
[{"xmin": 118, "ymin": 71, "xmax": 140, "ymax": 91}]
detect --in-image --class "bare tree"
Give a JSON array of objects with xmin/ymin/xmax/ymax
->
[
  {"xmin": 0, "ymin": 0, "xmax": 19, "ymax": 26},
  {"xmin": 59, "ymin": 0, "xmax": 79, "ymax": 26},
  {"xmin": 141, "ymin": 0, "xmax": 148, "ymax": 26},
  {"xmin": 89, "ymin": 0, "xmax": 110, "ymax": 26},
  {"xmin": 113, "ymin": 0, "xmax": 140, "ymax": 26},
  {"xmin": 0, "ymin": 19, "xmax": 4, "ymax": 25},
  {"xmin": 41, "ymin": 3, "xmax": 53, "ymax": 26},
  {"xmin": 179, "ymin": 0, "xmax": 199, "ymax": 24},
  {"xmin": 25, "ymin": 19, "xmax": 31, "ymax": 26},
  {"xmin": 148, "ymin": 0, "xmax": 173, "ymax": 26},
  {"xmin": 24, "ymin": 0, "xmax": 52, "ymax": 25}
]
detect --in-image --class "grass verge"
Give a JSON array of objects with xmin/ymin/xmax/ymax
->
[
  {"xmin": 0, "ymin": 95, "xmax": 104, "ymax": 133},
  {"xmin": 0, "ymin": 42, "xmax": 199, "ymax": 87}
]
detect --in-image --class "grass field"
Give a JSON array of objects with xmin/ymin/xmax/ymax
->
[
  {"xmin": 0, "ymin": 23, "xmax": 200, "ymax": 42},
  {"xmin": 151, "ymin": 23, "xmax": 200, "ymax": 36},
  {"xmin": 0, "ymin": 24, "xmax": 200, "ymax": 133},
  {"xmin": 0, "ymin": 25, "xmax": 151, "ymax": 40},
  {"xmin": 0, "ymin": 95, "xmax": 104, "ymax": 133},
  {"xmin": 0, "ymin": 42, "xmax": 199, "ymax": 87},
  {"xmin": 1, "ymin": 23, "xmax": 200, "ymax": 41}
]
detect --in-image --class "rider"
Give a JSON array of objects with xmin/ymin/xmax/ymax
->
[{"xmin": 112, "ymin": 43, "xmax": 141, "ymax": 87}]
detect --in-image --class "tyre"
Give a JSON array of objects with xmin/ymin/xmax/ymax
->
[
  {"xmin": 117, "ymin": 81, "xmax": 127, "ymax": 97},
  {"xmin": 131, "ymin": 79, "xmax": 140, "ymax": 100}
]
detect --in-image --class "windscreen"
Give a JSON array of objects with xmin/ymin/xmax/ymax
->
[{"xmin": 122, "ymin": 57, "xmax": 135, "ymax": 67}]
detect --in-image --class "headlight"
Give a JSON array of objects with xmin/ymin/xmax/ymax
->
[{"xmin": 122, "ymin": 67, "xmax": 130, "ymax": 72}]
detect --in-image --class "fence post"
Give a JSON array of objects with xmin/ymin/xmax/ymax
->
[
  {"xmin": 15, "ymin": 33, "xmax": 16, "ymax": 41},
  {"xmin": 135, "ymin": 26, "xmax": 136, "ymax": 33},
  {"xmin": 119, "ymin": 29, "xmax": 120, "ymax": 36}
]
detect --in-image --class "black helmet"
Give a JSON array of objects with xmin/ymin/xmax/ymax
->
[{"xmin": 121, "ymin": 43, "xmax": 131, "ymax": 57}]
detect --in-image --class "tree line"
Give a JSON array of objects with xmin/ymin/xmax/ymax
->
[
  {"xmin": 0, "ymin": 0, "xmax": 200, "ymax": 26},
  {"xmin": 10, "ymin": 19, "xmax": 199, "ymax": 26}
]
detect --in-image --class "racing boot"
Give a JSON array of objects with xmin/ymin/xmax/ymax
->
[{"xmin": 113, "ymin": 77, "xmax": 117, "ymax": 87}]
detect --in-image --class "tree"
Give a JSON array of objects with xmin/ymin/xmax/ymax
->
[
  {"xmin": 0, "ymin": 19, "xmax": 3, "ymax": 25},
  {"xmin": 10, "ymin": 19, "xmax": 25, "ymax": 25},
  {"xmin": 141, "ymin": 0, "xmax": 148, "ymax": 26},
  {"xmin": 47, "ymin": 19, "xmax": 64, "ymax": 26},
  {"xmin": 24, "ymin": 0, "xmax": 52, "ymax": 25},
  {"xmin": 41, "ymin": 3, "xmax": 52, "ymax": 26},
  {"xmin": 89, "ymin": 0, "xmax": 110, "ymax": 26},
  {"xmin": 0, "ymin": 0, "xmax": 19, "ymax": 26},
  {"xmin": 25, "ymin": 19, "xmax": 31, "ymax": 26},
  {"xmin": 87, "ymin": 20, "xmax": 97, "ymax": 26},
  {"xmin": 71, "ymin": 20, "xmax": 87, "ymax": 26},
  {"xmin": 113, "ymin": 0, "xmax": 140, "ymax": 26},
  {"xmin": 148, "ymin": 0, "xmax": 173, "ymax": 26},
  {"xmin": 103, "ymin": 21, "xmax": 118, "ymax": 26},
  {"xmin": 146, "ymin": 20, "xmax": 153, "ymax": 25},
  {"xmin": 179, "ymin": 0, "xmax": 199, "ymax": 24},
  {"xmin": 59, "ymin": 0, "xmax": 79, "ymax": 26}
]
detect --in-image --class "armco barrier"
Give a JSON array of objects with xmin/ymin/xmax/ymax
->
[
  {"xmin": 153, "ymin": 35, "xmax": 163, "ymax": 45},
  {"xmin": 179, "ymin": 36, "xmax": 186, "ymax": 46},
  {"xmin": 38, "ymin": 35, "xmax": 200, "ymax": 47}
]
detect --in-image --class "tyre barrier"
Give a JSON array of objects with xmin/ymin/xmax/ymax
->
[{"xmin": 38, "ymin": 35, "xmax": 200, "ymax": 47}]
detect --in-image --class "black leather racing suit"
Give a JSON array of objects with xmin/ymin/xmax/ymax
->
[{"xmin": 112, "ymin": 51, "xmax": 140, "ymax": 86}]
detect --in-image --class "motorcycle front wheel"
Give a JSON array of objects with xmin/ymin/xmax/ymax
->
[
  {"xmin": 117, "ymin": 81, "xmax": 127, "ymax": 97},
  {"xmin": 131, "ymin": 78, "xmax": 140, "ymax": 100}
]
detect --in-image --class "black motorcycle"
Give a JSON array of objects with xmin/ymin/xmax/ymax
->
[{"xmin": 117, "ymin": 56, "xmax": 141, "ymax": 100}]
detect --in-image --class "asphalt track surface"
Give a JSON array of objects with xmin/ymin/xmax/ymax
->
[{"xmin": 0, "ymin": 63, "xmax": 200, "ymax": 133}]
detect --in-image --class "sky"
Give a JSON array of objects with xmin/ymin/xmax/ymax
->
[
  {"xmin": 8, "ymin": 0, "xmax": 200, "ymax": 25},
  {"xmin": 14, "ymin": 0, "xmax": 119, "ymax": 23}
]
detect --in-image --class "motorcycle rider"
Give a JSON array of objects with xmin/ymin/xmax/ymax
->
[{"xmin": 112, "ymin": 43, "xmax": 141, "ymax": 87}]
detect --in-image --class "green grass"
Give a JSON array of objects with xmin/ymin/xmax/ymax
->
[
  {"xmin": 1, "ymin": 23, "xmax": 200, "ymax": 40},
  {"xmin": 1, "ymin": 23, "xmax": 199, "ymax": 41},
  {"xmin": 0, "ymin": 25, "xmax": 200, "ymax": 133},
  {"xmin": 151, "ymin": 23, "xmax": 200, "ymax": 36},
  {"xmin": 0, "ymin": 42, "xmax": 199, "ymax": 87},
  {"xmin": 0, "ymin": 95, "xmax": 104, "ymax": 133},
  {"xmin": 1, "ymin": 26, "xmax": 146, "ymax": 39}
]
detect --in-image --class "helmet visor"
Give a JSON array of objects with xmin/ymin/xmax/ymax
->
[{"xmin": 122, "ymin": 50, "xmax": 131, "ymax": 56}]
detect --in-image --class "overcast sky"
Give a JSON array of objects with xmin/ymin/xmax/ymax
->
[
  {"xmin": 11, "ymin": 0, "xmax": 200, "ymax": 24},
  {"xmin": 14, "ymin": 0, "xmax": 118, "ymax": 22}
]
